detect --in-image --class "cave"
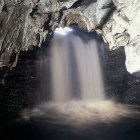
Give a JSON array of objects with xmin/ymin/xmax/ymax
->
[{"xmin": 0, "ymin": 0, "xmax": 140, "ymax": 140}]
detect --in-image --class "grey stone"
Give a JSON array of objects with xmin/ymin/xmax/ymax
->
[
  {"xmin": 0, "ymin": 0, "xmax": 140, "ymax": 68},
  {"xmin": 124, "ymin": 85, "xmax": 140, "ymax": 105}
]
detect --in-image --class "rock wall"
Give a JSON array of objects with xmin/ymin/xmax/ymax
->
[{"xmin": 0, "ymin": 0, "xmax": 140, "ymax": 71}]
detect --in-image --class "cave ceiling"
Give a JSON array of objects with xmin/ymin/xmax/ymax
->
[{"xmin": 0, "ymin": 0, "xmax": 140, "ymax": 73}]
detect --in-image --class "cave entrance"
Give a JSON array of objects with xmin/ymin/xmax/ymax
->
[{"xmin": 38, "ymin": 26, "xmax": 108, "ymax": 102}]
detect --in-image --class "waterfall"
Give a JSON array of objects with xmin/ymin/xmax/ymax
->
[
  {"xmin": 50, "ymin": 27, "xmax": 105, "ymax": 102},
  {"xmin": 23, "ymin": 27, "xmax": 137, "ymax": 129}
]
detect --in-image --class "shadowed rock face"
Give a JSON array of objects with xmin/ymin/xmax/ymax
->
[
  {"xmin": 124, "ymin": 85, "xmax": 140, "ymax": 105},
  {"xmin": 0, "ymin": 3, "xmax": 30, "ymax": 67}
]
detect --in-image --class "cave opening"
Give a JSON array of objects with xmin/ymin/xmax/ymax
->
[{"xmin": 36, "ymin": 26, "xmax": 108, "ymax": 102}]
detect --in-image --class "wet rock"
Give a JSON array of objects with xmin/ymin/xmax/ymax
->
[
  {"xmin": 124, "ymin": 72, "xmax": 140, "ymax": 89},
  {"xmin": 124, "ymin": 85, "xmax": 140, "ymax": 105}
]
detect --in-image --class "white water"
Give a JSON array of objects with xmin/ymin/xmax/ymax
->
[{"xmin": 51, "ymin": 29, "xmax": 105, "ymax": 102}]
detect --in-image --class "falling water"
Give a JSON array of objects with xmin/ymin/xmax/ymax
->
[{"xmin": 51, "ymin": 27, "xmax": 105, "ymax": 102}]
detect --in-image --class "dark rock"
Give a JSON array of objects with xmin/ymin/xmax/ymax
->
[
  {"xmin": 105, "ymin": 46, "xmax": 128, "ymax": 100},
  {"xmin": 124, "ymin": 85, "xmax": 140, "ymax": 105},
  {"xmin": 124, "ymin": 72, "xmax": 140, "ymax": 89},
  {"xmin": 0, "ymin": 47, "xmax": 48, "ymax": 123}
]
